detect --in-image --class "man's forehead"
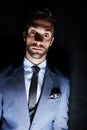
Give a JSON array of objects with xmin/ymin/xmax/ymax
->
[{"xmin": 31, "ymin": 19, "xmax": 53, "ymax": 29}]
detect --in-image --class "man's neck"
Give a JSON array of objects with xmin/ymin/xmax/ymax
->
[{"xmin": 25, "ymin": 55, "xmax": 46, "ymax": 65}]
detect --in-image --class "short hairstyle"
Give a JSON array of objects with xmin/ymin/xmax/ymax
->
[{"xmin": 24, "ymin": 8, "xmax": 57, "ymax": 35}]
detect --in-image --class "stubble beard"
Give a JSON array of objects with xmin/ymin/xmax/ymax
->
[{"xmin": 27, "ymin": 45, "xmax": 48, "ymax": 59}]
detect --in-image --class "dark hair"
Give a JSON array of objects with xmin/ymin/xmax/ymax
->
[{"xmin": 24, "ymin": 8, "xmax": 57, "ymax": 34}]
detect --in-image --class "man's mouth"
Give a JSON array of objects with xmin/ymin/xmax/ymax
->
[{"xmin": 31, "ymin": 47, "xmax": 43, "ymax": 51}]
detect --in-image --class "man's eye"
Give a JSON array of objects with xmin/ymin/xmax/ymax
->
[
  {"xmin": 43, "ymin": 33, "xmax": 51, "ymax": 39},
  {"xmin": 43, "ymin": 34, "xmax": 48, "ymax": 37},
  {"xmin": 29, "ymin": 31, "xmax": 36, "ymax": 35}
]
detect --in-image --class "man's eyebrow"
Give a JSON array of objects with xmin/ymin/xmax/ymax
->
[
  {"xmin": 44, "ymin": 29, "xmax": 52, "ymax": 32},
  {"xmin": 30, "ymin": 26, "xmax": 52, "ymax": 33},
  {"xmin": 31, "ymin": 23, "xmax": 53, "ymax": 31}
]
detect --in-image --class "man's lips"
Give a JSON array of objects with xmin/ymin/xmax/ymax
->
[{"xmin": 31, "ymin": 47, "xmax": 43, "ymax": 51}]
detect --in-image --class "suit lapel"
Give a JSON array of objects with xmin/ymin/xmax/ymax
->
[
  {"xmin": 30, "ymin": 66, "xmax": 55, "ymax": 128},
  {"xmin": 8, "ymin": 65, "xmax": 30, "ymax": 128}
]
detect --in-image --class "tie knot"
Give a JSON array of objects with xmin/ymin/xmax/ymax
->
[{"xmin": 32, "ymin": 65, "xmax": 40, "ymax": 74}]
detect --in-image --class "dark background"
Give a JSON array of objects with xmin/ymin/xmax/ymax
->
[{"xmin": 0, "ymin": 1, "xmax": 87, "ymax": 130}]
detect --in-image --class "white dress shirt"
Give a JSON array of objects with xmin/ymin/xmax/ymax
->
[{"xmin": 23, "ymin": 57, "xmax": 46, "ymax": 103}]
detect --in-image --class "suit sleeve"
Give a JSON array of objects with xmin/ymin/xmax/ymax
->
[
  {"xmin": 0, "ymin": 92, "xmax": 2, "ymax": 129},
  {"xmin": 0, "ymin": 73, "xmax": 3, "ymax": 128},
  {"xmin": 53, "ymin": 79, "xmax": 70, "ymax": 130}
]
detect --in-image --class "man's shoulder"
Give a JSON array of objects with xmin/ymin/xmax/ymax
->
[
  {"xmin": 47, "ymin": 62, "xmax": 70, "ymax": 84},
  {"xmin": 0, "ymin": 64, "xmax": 23, "ymax": 78},
  {"xmin": 48, "ymin": 62, "xmax": 68, "ymax": 76},
  {"xmin": 0, "ymin": 65, "xmax": 13, "ymax": 76}
]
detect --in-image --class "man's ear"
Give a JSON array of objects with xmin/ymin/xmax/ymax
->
[
  {"xmin": 23, "ymin": 32, "xmax": 26, "ymax": 41},
  {"xmin": 50, "ymin": 37, "xmax": 54, "ymax": 46}
]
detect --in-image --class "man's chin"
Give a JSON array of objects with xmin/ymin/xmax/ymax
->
[{"xmin": 31, "ymin": 53, "xmax": 43, "ymax": 59}]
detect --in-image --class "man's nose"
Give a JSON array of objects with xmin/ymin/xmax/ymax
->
[{"xmin": 34, "ymin": 32, "xmax": 43, "ymax": 42}]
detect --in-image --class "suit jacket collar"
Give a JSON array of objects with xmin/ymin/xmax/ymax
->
[
  {"xmin": 11, "ymin": 65, "xmax": 30, "ymax": 128},
  {"xmin": 30, "ymin": 65, "xmax": 55, "ymax": 128}
]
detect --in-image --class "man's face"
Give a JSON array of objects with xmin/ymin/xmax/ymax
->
[{"xmin": 24, "ymin": 19, "xmax": 54, "ymax": 60}]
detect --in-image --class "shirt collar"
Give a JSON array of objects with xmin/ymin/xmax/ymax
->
[{"xmin": 23, "ymin": 57, "xmax": 47, "ymax": 71}]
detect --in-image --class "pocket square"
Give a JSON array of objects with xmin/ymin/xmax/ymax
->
[{"xmin": 49, "ymin": 87, "xmax": 61, "ymax": 99}]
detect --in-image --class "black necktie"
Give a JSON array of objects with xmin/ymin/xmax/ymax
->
[{"xmin": 29, "ymin": 65, "xmax": 40, "ymax": 111}]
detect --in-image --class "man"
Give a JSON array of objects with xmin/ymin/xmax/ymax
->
[{"xmin": 0, "ymin": 8, "xmax": 70, "ymax": 130}]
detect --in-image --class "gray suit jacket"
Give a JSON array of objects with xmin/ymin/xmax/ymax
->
[{"xmin": 0, "ymin": 64, "xmax": 70, "ymax": 130}]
